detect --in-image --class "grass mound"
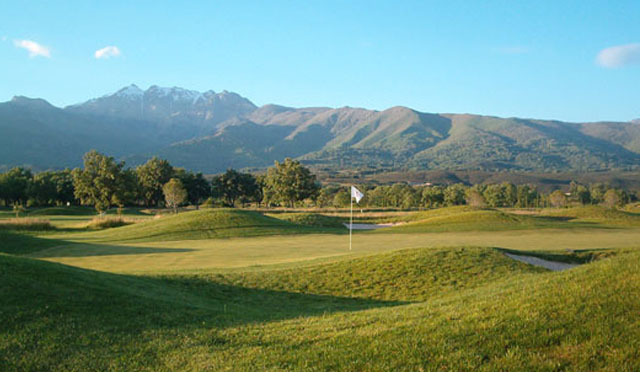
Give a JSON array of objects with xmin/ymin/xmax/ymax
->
[
  {"xmin": 543, "ymin": 205, "xmax": 640, "ymax": 226},
  {"xmin": 384, "ymin": 207, "xmax": 557, "ymax": 233},
  {"xmin": 189, "ymin": 247, "xmax": 543, "ymax": 302},
  {"xmin": 28, "ymin": 206, "xmax": 95, "ymax": 216},
  {"xmin": 0, "ymin": 218, "xmax": 53, "ymax": 231},
  {"xmin": 3, "ymin": 246, "xmax": 640, "ymax": 370},
  {"xmin": 67, "ymin": 208, "xmax": 334, "ymax": 243},
  {"xmin": 266, "ymin": 212, "xmax": 346, "ymax": 229}
]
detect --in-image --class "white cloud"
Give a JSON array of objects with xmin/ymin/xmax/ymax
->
[
  {"xmin": 13, "ymin": 39, "xmax": 50, "ymax": 58},
  {"xmin": 94, "ymin": 45, "xmax": 121, "ymax": 59},
  {"xmin": 596, "ymin": 43, "xmax": 640, "ymax": 68}
]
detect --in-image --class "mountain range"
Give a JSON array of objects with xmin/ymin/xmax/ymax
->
[{"xmin": 1, "ymin": 84, "xmax": 640, "ymax": 173}]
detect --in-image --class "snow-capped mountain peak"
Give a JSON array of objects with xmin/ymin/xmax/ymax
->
[{"xmin": 115, "ymin": 84, "xmax": 144, "ymax": 98}]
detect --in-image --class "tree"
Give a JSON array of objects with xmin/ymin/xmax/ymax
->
[
  {"xmin": 465, "ymin": 185, "xmax": 486, "ymax": 207},
  {"xmin": 516, "ymin": 185, "xmax": 538, "ymax": 208},
  {"xmin": 28, "ymin": 171, "xmax": 58, "ymax": 206},
  {"xmin": 589, "ymin": 183, "xmax": 607, "ymax": 205},
  {"xmin": 421, "ymin": 186, "xmax": 445, "ymax": 208},
  {"xmin": 163, "ymin": 178, "xmax": 187, "ymax": 213},
  {"xmin": 0, "ymin": 167, "xmax": 33, "ymax": 206},
  {"xmin": 174, "ymin": 169, "xmax": 211, "ymax": 207},
  {"xmin": 548, "ymin": 190, "xmax": 568, "ymax": 208},
  {"xmin": 72, "ymin": 150, "xmax": 127, "ymax": 213},
  {"xmin": 136, "ymin": 157, "xmax": 174, "ymax": 207},
  {"xmin": 602, "ymin": 189, "xmax": 628, "ymax": 209},
  {"xmin": 212, "ymin": 169, "xmax": 255, "ymax": 207},
  {"xmin": 316, "ymin": 186, "xmax": 338, "ymax": 208},
  {"xmin": 332, "ymin": 189, "xmax": 351, "ymax": 208},
  {"xmin": 444, "ymin": 184, "xmax": 466, "ymax": 206},
  {"xmin": 263, "ymin": 158, "xmax": 319, "ymax": 208},
  {"xmin": 569, "ymin": 181, "xmax": 591, "ymax": 205}
]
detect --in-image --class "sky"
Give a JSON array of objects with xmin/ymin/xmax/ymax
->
[{"xmin": 1, "ymin": 0, "xmax": 639, "ymax": 122}]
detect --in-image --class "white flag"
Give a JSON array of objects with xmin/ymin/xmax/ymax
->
[{"xmin": 351, "ymin": 186, "xmax": 364, "ymax": 203}]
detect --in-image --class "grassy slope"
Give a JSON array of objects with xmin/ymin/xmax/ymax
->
[
  {"xmin": 543, "ymin": 205, "xmax": 640, "ymax": 226},
  {"xmin": 2, "ymin": 246, "xmax": 640, "ymax": 370},
  {"xmin": 383, "ymin": 207, "xmax": 575, "ymax": 233},
  {"xmin": 266, "ymin": 212, "xmax": 346, "ymax": 229},
  {"xmin": 63, "ymin": 208, "xmax": 341, "ymax": 243}
]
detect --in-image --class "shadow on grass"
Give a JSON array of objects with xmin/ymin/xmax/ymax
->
[
  {"xmin": 0, "ymin": 231, "xmax": 64, "ymax": 255},
  {"xmin": 1, "ymin": 254, "xmax": 405, "ymax": 336}
]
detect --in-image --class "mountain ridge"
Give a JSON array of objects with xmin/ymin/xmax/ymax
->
[{"xmin": 1, "ymin": 85, "xmax": 639, "ymax": 173}]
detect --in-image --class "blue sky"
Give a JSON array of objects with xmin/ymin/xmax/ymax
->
[{"xmin": 1, "ymin": 0, "xmax": 639, "ymax": 122}]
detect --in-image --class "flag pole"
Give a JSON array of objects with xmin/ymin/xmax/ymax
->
[{"xmin": 349, "ymin": 189, "xmax": 353, "ymax": 251}]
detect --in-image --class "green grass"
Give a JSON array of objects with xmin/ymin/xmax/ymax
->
[
  {"xmin": 27, "ymin": 206, "xmax": 97, "ymax": 216},
  {"xmin": 543, "ymin": 205, "xmax": 640, "ymax": 226},
  {"xmin": 3, "ymin": 206, "xmax": 640, "ymax": 370},
  {"xmin": 266, "ymin": 212, "xmax": 347, "ymax": 229},
  {"xmin": 190, "ymin": 247, "xmax": 544, "ymax": 302},
  {"xmin": 63, "ymin": 208, "xmax": 343, "ymax": 243},
  {"xmin": 2, "ymin": 246, "xmax": 640, "ymax": 370},
  {"xmin": 0, "ymin": 231, "xmax": 64, "ymax": 255},
  {"xmin": 382, "ymin": 207, "xmax": 577, "ymax": 233}
]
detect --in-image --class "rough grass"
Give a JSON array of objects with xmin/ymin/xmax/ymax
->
[
  {"xmin": 85, "ymin": 216, "xmax": 135, "ymax": 230},
  {"xmin": 266, "ymin": 212, "xmax": 346, "ymax": 228},
  {"xmin": 0, "ymin": 218, "xmax": 53, "ymax": 231},
  {"xmin": 64, "ymin": 208, "xmax": 342, "ymax": 243},
  {"xmin": 2, "ymin": 247, "xmax": 640, "ymax": 370}
]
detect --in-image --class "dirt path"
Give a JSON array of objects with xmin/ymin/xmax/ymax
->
[{"xmin": 504, "ymin": 253, "xmax": 580, "ymax": 271}]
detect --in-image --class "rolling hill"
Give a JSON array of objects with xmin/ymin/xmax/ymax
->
[{"xmin": 1, "ymin": 85, "xmax": 640, "ymax": 173}]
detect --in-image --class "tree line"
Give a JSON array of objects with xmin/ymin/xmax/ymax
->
[
  {"xmin": 0, "ymin": 150, "xmax": 636, "ymax": 212},
  {"xmin": 0, "ymin": 151, "xmax": 319, "ymax": 213}
]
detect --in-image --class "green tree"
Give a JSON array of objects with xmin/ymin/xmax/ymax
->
[
  {"xmin": 332, "ymin": 189, "xmax": 351, "ymax": 208},
  {"xmin": 444, "ymin": 184, "xmax": 467, "ymax": 206},
  {"xmin": 136, "ymin": 157, "xmax": 174, "ymax": 207},
  {"xmin": 263, "ymin": 158, "xmax": 319, "ymax": 208},
  {"xmin": 316, "ymin": 186, "xmax": 338, "ymax": 208},
  {"xmin": 72, "ymin": 150, "xmax": 127, "ymax": 213},
  {"xmin": 28, "ymin": 171, "xmax": 57, "ymax": 206},
  {"xmin": 569, "ymin": 181, "xmax": 591, "ymax": 205},
  {"xmin": 174, "ymin": 169, "xmax": 211, "ymax": 207},
  {"xmin": 421, "ymin": 186, "xmax": 445, "ymax": 208},
  {"xmin": 0, "ymin": 167, "xmax": 33, "ymax": 206},
  {"xmin": 516, "ymin": 185, "xmax": 538, "ymax": 208},
  {"xmin": 163, "ymin": 178, "xmax": 188, "ymax": 213},
  {"xmin": 589, "ymin": 183, "xmax": 607, "ymax": 205},
  {"xmin": 212, "ymin": 169, "xmax": 256, "ymax": 207}
]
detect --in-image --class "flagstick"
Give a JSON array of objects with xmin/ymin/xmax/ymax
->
[{"xmin": 349, "ymin": 194, "xmax": 353, "ymax": 251}]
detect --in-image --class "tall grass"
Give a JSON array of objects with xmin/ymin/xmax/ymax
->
[{"xmin": 0, "ymin": 218, "xmax": 53, "ymax": 231}]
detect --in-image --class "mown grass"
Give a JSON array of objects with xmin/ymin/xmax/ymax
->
[
  {"xmin": 381, "ymin": 207, "xmax": 581, "ymax": 233},
  {"xmin": 182, "ymin": 247, "xmax": 544, "ymax": 302},
  {"xmin": 2, "ymin": 246, "xmax": 640, "ymax": 370},
  {"xmin": 542, "ymin": 205, "xmax": 640, "ymax": 226},
  {"xmin": 63, "ymin": 208, "xmax": 343, "ymax": 243},
  {"xmin": 266, "ymin": 212, "xmax": 346, "ymax": 229}
]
